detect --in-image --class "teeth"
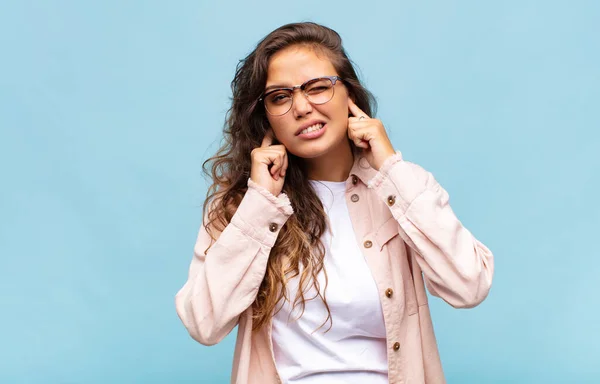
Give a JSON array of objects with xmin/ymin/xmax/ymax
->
[{"xmin": 300, "ymin": 123, "xmax": 324, "ymax": 135}]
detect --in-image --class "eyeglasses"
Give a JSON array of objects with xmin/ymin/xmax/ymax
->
[{"xmin": 259, "ymin": 76, "xmax": 343, "ymax": 116}]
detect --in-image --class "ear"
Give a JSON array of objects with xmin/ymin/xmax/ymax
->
[
  {"xmin": 344, "ymin": 79, "xmax": 356, "ymax": 101},
  {"xmin": 347, "ymin": 89, "xmax": 356, "ymax": 104}
]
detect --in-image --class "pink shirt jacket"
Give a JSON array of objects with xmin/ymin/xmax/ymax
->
[{"xmin": 175, "ymin": 152, "xmax": 495, "ymax": 384}]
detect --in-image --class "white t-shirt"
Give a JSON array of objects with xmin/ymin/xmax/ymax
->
[{"xmin": 271, "ymin": 180, "xmax": 389, "ymax": 384}]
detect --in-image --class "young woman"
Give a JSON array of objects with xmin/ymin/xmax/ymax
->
[{"xmin": 175, "ymin": 22, "xmax": 494, "ymax": 384}]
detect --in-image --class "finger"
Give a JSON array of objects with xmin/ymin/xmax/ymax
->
[
  {"xmin": 352, "ymin": 136, "xmax": 369, "ymax": 148},
  {"xmin": 256, "ymin": 148, "xmax": 278, "ymax": 164},
  {"xmin": 261, "ymin": 129, "xmax": 274, "ymax": 148},
  {"xmin": 270, "ymin": 153, "xmax": 283, "ymax": 180},
  {"xmin": 281, "ymin": 152, "xmax": 288, "ymax": 177},
  {"xmin": 348, "ymin": 116, "xmax": 371, "ymax": 124},
  {"xmin": 352, "ymin": 125, "xmax": 375, "ymax": 145},
  {"xmin": 348, "ymin": 127, "xmax": 370, "ymax": 149},
  {"xmin": 353, "ymin": 126, "xmax": 377, "ymax": 141},
  {"xmin": 348, "ymin": 98, "xmax": 370, "ymax": 119},
  {"xmin": 264, "ymin": 145, "xmax": 288, "ymax": 177}
]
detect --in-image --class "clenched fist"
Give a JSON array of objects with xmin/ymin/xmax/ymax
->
[{"xmin": 250, "ymin": 129, "xmax": 288, "ymax": 196}]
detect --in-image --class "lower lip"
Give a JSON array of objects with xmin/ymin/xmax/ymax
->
[{"xmin": 297, "ymin": 124, "xmax": 326, "ymax": 140}]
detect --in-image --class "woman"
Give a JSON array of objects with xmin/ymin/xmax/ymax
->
[{"xmin": 175, "ymin": 22, "xmax": 494, "ymax": 384}]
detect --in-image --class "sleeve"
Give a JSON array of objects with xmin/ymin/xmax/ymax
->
[
  {"xmin": 368, "ymin": 152, "xmax": 494, "ymax": 308},
  {"xmin": 175, "ymin": 179, "xmax": 294, "ymax": 345}
]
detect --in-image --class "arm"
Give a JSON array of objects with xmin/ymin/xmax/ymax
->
[
  {"xmin": 175, "ymin": 179, "xmax": 293, "ymax": 345},
  {"xmin": 369, "ymin": 153, "xmax": 494, "ymax": 308}
]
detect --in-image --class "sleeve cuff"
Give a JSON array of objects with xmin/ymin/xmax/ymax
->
[
  {"xmin": 367, "ymin": 151, "xmax": 404, "ymax": 190},
  {"xmin": 247, "ymin": 178, "xmax": 294, "ymax": 216},
  {"xmin": 228, "ymin": 179, "xmax": 294, "ymax": 247},
  {"xmin": 367, "ymin": 153, "xmax": 431, "ymax": 216}
]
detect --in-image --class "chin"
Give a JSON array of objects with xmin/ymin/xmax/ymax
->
[
  {"xmin": 286, "ymin": 147, "xmax": 324, "ymax": 159},
  {"xmin": 287, "ymin": 138, "xmax": 342, "ymax": 159}
]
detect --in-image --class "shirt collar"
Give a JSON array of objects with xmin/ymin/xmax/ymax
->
[{"xmin": 348, "ymin": 154, "xmax": 378, "ymax": 186}]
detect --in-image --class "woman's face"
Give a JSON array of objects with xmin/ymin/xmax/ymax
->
[{"xmin": 264, "ymin": 46, "xmax": 350, "ymax": 159}]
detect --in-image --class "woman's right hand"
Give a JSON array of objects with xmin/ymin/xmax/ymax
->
[{"xmin": 250, "ymin": 129, "xmax": 288, "ymax": 196}]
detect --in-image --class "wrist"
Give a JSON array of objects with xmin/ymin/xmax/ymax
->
[{"xmin": 374, "ymin": 148, "xmax": 397, "ymax": 170}]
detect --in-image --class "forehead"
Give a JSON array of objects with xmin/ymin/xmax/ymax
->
[{"xmin": 266, "ymin": 46, "xmax": 337, "ymax": 87}]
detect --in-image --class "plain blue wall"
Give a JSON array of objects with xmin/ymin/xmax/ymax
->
[{"xmin": 1, "ymin": 1, "xmax": 598, "ymax": 383}]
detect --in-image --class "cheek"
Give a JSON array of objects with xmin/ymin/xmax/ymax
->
[
  {"xmin": 268, "ymin": 116, "xmax": 295, "ymax": 141},
  {"xmin": 326, "ymin": 99, "xmax": 349, "ymax": 124},
  {"xmin": 330, "ymin": 93, "xmax": 349, "ymax": 117}
]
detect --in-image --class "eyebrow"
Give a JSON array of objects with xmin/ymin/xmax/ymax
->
[
  {"xmin": 264, "ymin": 84, "xmax": 290, "ymax": 93},
  {"xmin": 263, "ymin": 76, "xmax": 334, "ymax": 94}
]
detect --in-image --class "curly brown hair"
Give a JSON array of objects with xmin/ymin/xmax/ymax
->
[{"xmin": 202, "ymin": 22, "xmax": 376, "ymax": 332}]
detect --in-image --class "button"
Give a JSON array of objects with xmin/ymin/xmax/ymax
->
[
  {"xmin": 364, "ymin": 240, "xmax": 373, "ymax": 248},
  {"xmin": 351, "ymin": 194, "xmax": 359, "ymax": 202},
  {"xmin": 387, "ymin": 195, "xmax": 396, "ymax": 206},
  {"xmin": 393, "ymin": 342, "xmax": 400, "ymax": 351},
  {"xmin": 269, "ymin": 223, "xmax": 278, "ymax": 232},
  {"xmin": 385, "ymin": 288, "xmax": 394, "ymax": 298},
  {"xmin": 351, "ymin": 175, "xmax": 358, "ymax": 185}
]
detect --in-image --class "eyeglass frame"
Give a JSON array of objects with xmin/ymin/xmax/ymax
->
[{"xmin": 258, "ymin": 76, "xmax": 344, "ymax": 116}]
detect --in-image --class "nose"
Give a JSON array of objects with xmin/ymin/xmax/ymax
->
[{"xmin": 292, "ymin": 91, "xmax": 313, "ymax": 118}]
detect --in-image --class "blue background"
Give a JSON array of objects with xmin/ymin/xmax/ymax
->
[{"xmin": 1, "ymin": 1, "xmax": 599, "ymax": 383}]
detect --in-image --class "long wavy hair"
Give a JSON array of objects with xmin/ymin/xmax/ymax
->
[{"xmin": 202, "ymin": 22, "xmax": 376, "ymax": 332}]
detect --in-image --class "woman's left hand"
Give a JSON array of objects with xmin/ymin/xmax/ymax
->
[{"xmin": 347, "ymin": 98, "xmax": 396, "ymax": 170}]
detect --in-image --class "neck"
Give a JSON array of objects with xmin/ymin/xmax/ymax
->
[{"xmin": 303, "ymin": 139, "xmax": 354, "ymax": 182}]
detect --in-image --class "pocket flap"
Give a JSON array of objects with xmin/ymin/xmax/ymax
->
[{"xmin": 375, "ymin": 217, "xmax": 400, "ymax": 250}]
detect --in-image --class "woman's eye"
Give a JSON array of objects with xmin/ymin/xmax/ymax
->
[
  {"xmin": 270, "ymin": 93, "xmax": 290, "ymax": 104},
  {"xmin": 306, "ymin": 86, "xmax": 328, "ymax": 94}
]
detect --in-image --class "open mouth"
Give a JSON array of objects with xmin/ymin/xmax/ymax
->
[{"xmin": 298, "ymin": 123, "xmax": 324, "ymax": 136}]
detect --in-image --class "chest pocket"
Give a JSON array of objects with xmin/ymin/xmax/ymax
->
[{"xmin": 375, "ymin": 217, "xmax": 419, "ymax": 316}]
